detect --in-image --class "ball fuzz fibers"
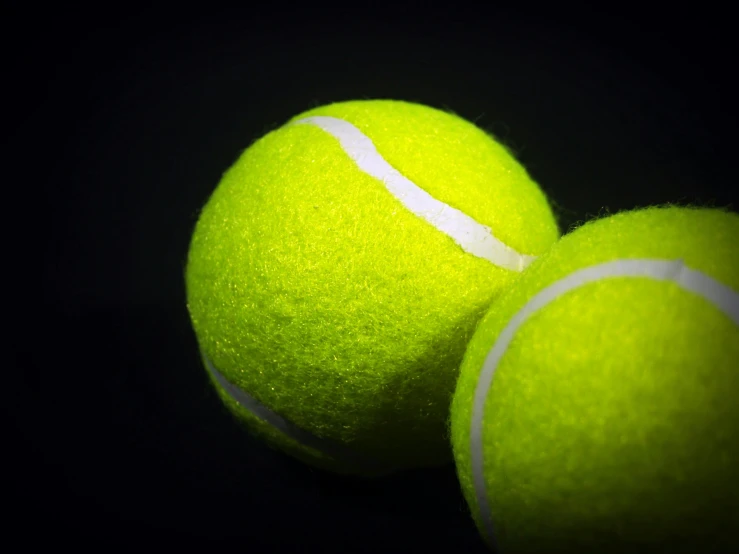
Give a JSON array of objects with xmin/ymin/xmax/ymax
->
[
  {"xmin": 451, "ymin": 206, "xmax": 739, "ymax": 552},
  {"xmin": 186, "ymin": 99, "xmax": 559, "ymax": 476}
]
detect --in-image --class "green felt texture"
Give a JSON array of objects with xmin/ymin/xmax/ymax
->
[
  {"xmin": 186, "ymin": 99, "xmax": 559, "ymax": 475},
  {"xmin": 451, "ymin": 206, "xmax": 739, "ymax": 551}
]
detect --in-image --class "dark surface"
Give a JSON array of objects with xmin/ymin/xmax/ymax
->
[{"xmin": 10, "ymin": 8, "xmax": 737, "ymax": 552}]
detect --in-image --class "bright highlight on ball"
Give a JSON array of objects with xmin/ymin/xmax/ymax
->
[
  {"xmin": 451, "ymin": 206, "xmax": 739, "ymax": 552},
  {"xmin": 186, "ymin": 99, "xmax": 559, "ymax": 475}
]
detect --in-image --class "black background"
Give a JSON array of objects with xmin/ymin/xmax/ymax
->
[{"xmin": 9, "ymin": 7, "xmax": 737, "ymax": 552}]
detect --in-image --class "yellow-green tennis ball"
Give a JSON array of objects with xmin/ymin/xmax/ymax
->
[
  {"xmin": 451, "ymin": 206, "xmax": 739, "ymax": 552},
  {"xmin": 186, "ymin": 99, "xmax": 559, "ymax": 476}
]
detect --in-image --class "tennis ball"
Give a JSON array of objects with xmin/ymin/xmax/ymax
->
[
  {"xmin": 451, "ymin": 206, "xmax": 739, "ymax": 552},
  {"xmin": 186, "ymin": 99, "xmax": 559, "ymax": 476}
]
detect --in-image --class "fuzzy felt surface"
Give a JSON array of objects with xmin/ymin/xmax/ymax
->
[
  {"xmin": 186, "ymin": 99, "xmax": 559, "ymax": 475},
  {"xmin": 451, "ymin": 206, "xmax": 739, "ymax": 551}
]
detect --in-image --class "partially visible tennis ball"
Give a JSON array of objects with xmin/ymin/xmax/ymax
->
[
  {"xmin": 186, "ymin": 99, "xmax": 559, "ymax": 476},
  {"xmin": 451, "ymin": 206, "xmax": 739, "ymax": 552}
]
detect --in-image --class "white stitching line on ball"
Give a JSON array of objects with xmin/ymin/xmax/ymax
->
[
  {"xmin": 469, "ymin": 258, "xmax": 739, "ymax": 549},
  {"xmin": 203, "ymin": 352, "xmax": 395, "ymax": 475},
  {"xmin": 292, "ymin": 115, "xmax": 536, "ymax": 271}
]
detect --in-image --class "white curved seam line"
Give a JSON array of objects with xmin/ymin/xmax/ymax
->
[
  {"xmin": 203, "ymin": 353, "xmax": 393, "ymax": 474},
  {"xmin": 292, "ymin": 115, "xmax": 535, "ymax": 271},
  {"xmin": 469, "ymin": 258, "xmax": 739, "ymax": 548}
]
